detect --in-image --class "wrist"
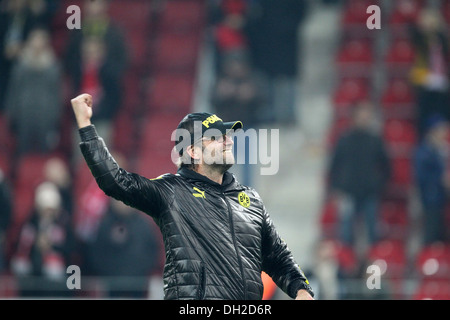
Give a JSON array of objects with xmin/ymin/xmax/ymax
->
[
  {"xmin": 77, "ymin": 118, "xmax": 92, "ymax": 129},
  {"xmin": 291, "ymin": 280, "xmax": 314, "ymax": 299}
]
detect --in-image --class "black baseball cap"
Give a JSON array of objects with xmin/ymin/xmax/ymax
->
[{"xmin": 175, "ymin": 112, "xmax": 243, "ymax": 155}]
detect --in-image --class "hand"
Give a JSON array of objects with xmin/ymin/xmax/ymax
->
[
  {"xmin": 71, "ymin": 93, "xmax": 93, "ymax": 128},
  {"xmin": 295, "ymin": 289, "xmax": 314, "ymax": 300}
]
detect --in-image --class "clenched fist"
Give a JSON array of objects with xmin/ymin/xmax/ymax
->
[{"xmin": 71, "ymin": 93, "xmax": 93, "ymax": 129}]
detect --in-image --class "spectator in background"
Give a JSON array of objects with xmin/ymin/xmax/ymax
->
[
  {"xmin": 312, "ymin": 239, "xmax": 340, "ymax": 300},
  {"xmin": 0, "ymin": 167, "xmax": 12, "ymax": 274},
  {"xmin": 84, "ymin": 198, "xmax": 162, "ymax": 298},
  {"xmin": 245, "ymin": 0, "xmax": 309, "ymax": 125},
  {"xmin": 413, "ymin": 114, "xmax": 449, "ymax": 245},
  {"xmin": 213, "ymin": 0, "xmax": 249, "ymax": 72},
  {"xmin": 10, "ymin": 181, "xmax": 74, "ymax": 297},
  {"xmin": 64, "ymin": 0, "xmax": 128, "ymax": 146},
  {"xmin": 328, "ymin": 102, "xmax": 391, "ymax": 249},
  {"xmin": 0, "ymin": 0, "xmax": 58, "ymax": 112},
  {"xmin": 211, "ymin": 54, "xmax": 264, "ymax": 130},
  {"xmin": 409, "ymin": 8, "xmax": 450, "ymax": 139},
  {"xmin": 211, "ymin": 54, "xmax": 266, "ymax": 186},
  {"xmin": 5, "ymin": 26, "xmax": 62, "ymax": 156},
  {"xmin": 43, "ymin": 157, "xmax": 73, "ymax": 217}
]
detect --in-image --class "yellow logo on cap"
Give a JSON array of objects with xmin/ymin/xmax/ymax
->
[
  {"xmin": 202, "ymin": 114, "xmax": 222, "ymax": 128},
  {"xmin": 238, "ymin": 192, "xmax": 250, "ymax": 208}
]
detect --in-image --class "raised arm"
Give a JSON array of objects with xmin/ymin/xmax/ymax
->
[{"xmin": 70, "ymin": 93, "xmax": 168, "ymax": 219}]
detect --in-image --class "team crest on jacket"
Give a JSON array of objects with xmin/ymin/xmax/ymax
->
[{"xmin": 238, "ymin": 192, "xmax": 250, "ymax": 208}]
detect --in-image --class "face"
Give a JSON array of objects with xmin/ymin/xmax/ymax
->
[
  {"xmin": 196, "ymin": 133, "xmax": 235, "ymax": 171},
  {"xmin": 27, "ymin": 29, "xmax": 50, "ymax": 53},
  {"xmin": 418, "ymin": 10, "xmax": 442, "ymax": 33},
  {"xmin": 84, "ymin": 0, "xmax": 109, "ymax": 18},
  {"xmin": 430, "ymin": 123, "xmax": 449, "ymax": 147},
  {"xmin": 82, "ymin": 38, "xmax": 105, "ymax": 64},
  {"xmin": 353, "ymin": 104, "xmax": 374, "ymax": 128}
]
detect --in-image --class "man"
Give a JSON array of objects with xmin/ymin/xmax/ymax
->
[
  {"xmin": 413, "ymin": 114, "xmax": 449, "ymax": 245},
  {"xmin": 71, "ymin": 93, "xmax": 314, "ymax": 300},
  {"xmin": 328, "ymin": 101, "xmax": 391, "ymax": 246}
]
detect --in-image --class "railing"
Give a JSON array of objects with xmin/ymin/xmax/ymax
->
[
  {"xmin": 0, "ymin": 275, "xmax": 165, "ymax": 299},
  {"xmin": 1, "ymin": 275, "xmax": 448, "ymax": 300}
]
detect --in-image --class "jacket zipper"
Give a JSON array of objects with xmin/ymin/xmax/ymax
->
[
  {"xmin": 222, "ymin": 192, "xmax": 247, "ymax": 299},
  {"xmin": 197, "ymin": 263, "xmax": 206, "ymax": 300}
]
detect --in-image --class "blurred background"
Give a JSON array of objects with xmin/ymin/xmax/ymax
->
[{"xmin": 0, "ymin": 0, "xmax": 449, "ymax": 300}]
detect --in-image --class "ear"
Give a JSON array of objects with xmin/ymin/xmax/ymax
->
[{"xmin": 186, "ymin": 144, "xmax": 202, "ymax": 161}]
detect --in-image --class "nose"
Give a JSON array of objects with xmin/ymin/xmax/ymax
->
[{"xmin": 224, "ymin": 133, "xmax": 234, "ymax": 145}]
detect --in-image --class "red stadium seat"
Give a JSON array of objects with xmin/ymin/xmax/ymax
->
[
  {"xmin": 332, "ymin": 240, "xmax": 358, "ymax": 276},
  {"xmin": 385, "ymin": 39, "xmax": 416, "ymax": 65},
  {"xmin": 121, "ymin": 72, "xmax": 142, "ymax": 113},
  {"xmin": 444, "ymin": 1, "xmax": 450, "ymax": 25},
  {"xmin": 413, "ymin": 279, "xmax": 450, "ymax": 300},
  {"xmin": 0, "ymin": 274, "xmax": 18, "ymax": 298},
  {"xmin": 336, "ymin": 39, "xmax": 373, "ymax": 77},
  {"xmin": 0, "ymin": 115, "xmax": 15, "ymax": 158},
  {"xmin": 107, "ymin": 0, "xmax": 152, "ymax": 32},
  {"xmin": 368, "ymin": 240, "xmax": 406, "ymax": 279},
  {"xmin": 137, "ymin": 114, "xmax": 187, "ymax": 179},
  {"xmin": 112, "ymin": 111, "xmax": 136, "ymax": 155},
  {"xmin": 341, "ymin": 0, "xmax": 381, "ymax": 36},
  {"xmin": 332, "ymin": 78, "xmax": 370, "ymax": 117},
  {"xmin": 137, "ymin": 149, "xmax": 178, "ymax": 180},
  {"xmin": 383, "ymin": 119, "xmax": 416, "ymax": 157},
  {"xmin": 381, "ymin": 79, "xmax": 415, "ymax": 120},
  {"xmin": 388, "ymin": 0, "xmax": 425, "ymax": 37},
  {"xmin": 147, "ymin": 74, "xmax": 195, "ymax": 115},
  {"xmin": 139, "ymin": 114, "xmax": 182, "ymax": 148},
  {"xmin": 319, "ymin": 196, "xmax": 339, "ymax": 239},
  {"xmin": 153, "ymin": 33, "xmax": 201, "ymax": 74},
  {"xmin": 415, "ymin": 242, "xmax": 450, "ymax": 280},
  {"xmin": 124, "ymin": 31, "xmax": 150, "ymax": 71},
  {"xmin": 384, "ymin": 39, "xmax": 416, "ymax": 78},
  {"xmin": 159, "ymin": 0, "xmax": 206, "ymax": 34},
  {"xmin": 379, "ymin": 200, "xmax": 409, "ymax": 240},
  {"xmin": 388, "ymin": 157, "xmax": 413, "ymax": 193},
  {"xmin": 0, "ymin": 152, "xmax": 10, "ymax": 182}
]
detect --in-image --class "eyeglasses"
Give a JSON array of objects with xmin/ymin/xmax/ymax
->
[
  {"xmin": 192, "ymin": 132, "xmax": 233, "ymax": 146},
  {"xmin": 202, "ymin": 132, "xmax": 234, "ymax": 143}
]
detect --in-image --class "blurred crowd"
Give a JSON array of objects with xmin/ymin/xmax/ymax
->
[
  {"xmin": 208, "ymin": 0, "xmax": 308, "ymax": 127},
  {"xmin": 0, "ymin": 0, "xmax": 160, "ymax": 298},
  {"xmin": 312, "ymin": 0, "xmax": 450, "ymax": 300}
]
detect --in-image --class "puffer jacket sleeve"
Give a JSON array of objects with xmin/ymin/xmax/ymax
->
[
  {"xmin": 261, "ymin": 206, "xmax": 314, "ymax": 299},
  {"xmin": 78, "ymin": 125, "xmax": 168, "ymax": 219}
]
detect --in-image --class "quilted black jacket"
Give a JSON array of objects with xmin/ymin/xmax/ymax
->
[{"xmin": 78, "ymin": 125, "xmax": 314, "ymax": 300}]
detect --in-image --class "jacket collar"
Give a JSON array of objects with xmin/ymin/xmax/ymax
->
[{"xmin": 177, "ymin": 167, "xmax": 243, "ymax": 192}]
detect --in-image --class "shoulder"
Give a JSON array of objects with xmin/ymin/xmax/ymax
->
[{"xmin": 146, "ymin": 173, "xmax": 181, "ymax": 185}]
